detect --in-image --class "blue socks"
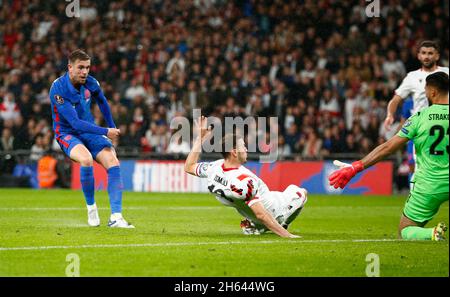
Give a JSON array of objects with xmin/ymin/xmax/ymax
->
[
  {"xmin": 107, "ymin": 166, "xmax": 123, "ymax": 214},
  {"xmin": 80, "ymin": 165, "xmax": 123, "ymax": 213},
  {"xmin": 80, "ymin": 166, "xmax": 95, "ymax": 206}
]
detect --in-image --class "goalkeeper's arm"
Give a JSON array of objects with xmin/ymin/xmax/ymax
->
[
  {"xmin": 360, "ymin": 135, "xmax": 408, "ymax": 169},
  {"xmin": 329, "ymin": 135, "xmax": 409, "ymax": 189}
]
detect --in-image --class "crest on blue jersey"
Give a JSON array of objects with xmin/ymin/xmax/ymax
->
[
  {"xmin": 55, "ymin": 95, "xmax": 64, "ymax": 104},
  {"xmin": 84, "ymin": 89, "xmax": 91, "ymax": 101}
]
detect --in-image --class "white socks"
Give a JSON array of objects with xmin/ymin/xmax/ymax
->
[
  {"xmin": 87, "ymin": 203, "xmax": 97, "ymax": 211},
  {"xmin": 110, "ymin": 213, "xmax": 123, "ymax": 220}
]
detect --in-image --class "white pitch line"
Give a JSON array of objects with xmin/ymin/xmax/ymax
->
[
  {"xmin": 0, "ymin": 206, "xmax": 218, "ymax": 211},
  {"xmin": 0, "ymin": 207, "xmax": 147, "ymax": 211},
  {"xmin": 0, "ymin": 239, "xmax": 404, "ymax": 252}
]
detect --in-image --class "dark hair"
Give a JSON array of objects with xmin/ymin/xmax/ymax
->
[
  {"xmin": 68, "ymin": 49, "xmax": 90, "ymax": 64},
  {"xmin": 221, "ymin": 133, "xmax": 244, "ymax": 159},
  {"xmin": 418, "ymin": 40, "xmax": 440, "ymax": 53},
  {"xmin": 426, "ymin": 72, "xmax": 449, "ymax": 94}
]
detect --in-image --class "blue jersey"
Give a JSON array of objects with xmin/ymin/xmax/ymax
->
[
  {"xmin": 401, "ymin": 97, "xmax": 414, "ymax": 120},
  {"xmin": 49, "ymin": 73, "xmax": 115, "ymax": 140},
  {"xmin": 401, "ymin": 97, "xmax": 415, "ymax": 164}
]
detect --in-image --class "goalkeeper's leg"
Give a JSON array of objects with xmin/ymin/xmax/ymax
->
[
  {"xmin": 399, "ymin": 190, "xmax": 448, "ymax": 241},
  {"xmin": 399, "ymin": 215, "xmax": 447, "ymax": 241}
]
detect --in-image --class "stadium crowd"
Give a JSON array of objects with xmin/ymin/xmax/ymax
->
[{"xmin": 0, "ymin": 0, "xmax": 449, "ymax": 167}]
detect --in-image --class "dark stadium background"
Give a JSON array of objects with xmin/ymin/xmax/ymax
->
[{"xmin": 0, "ymin": 0, "xmax": 448, "ymax": 192}]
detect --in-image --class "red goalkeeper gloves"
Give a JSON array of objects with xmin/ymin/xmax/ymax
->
[{"xmin": 328, "ymin": 160, "xmax": 364, "ymax": 189}]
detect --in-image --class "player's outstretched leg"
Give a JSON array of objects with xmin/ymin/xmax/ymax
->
[
  {"xmin": 96, "ymin": 147, "xmax": 134, "ymax": 228},
  {"xmin": 106, "ymin": 165, "xmax": 134, "ymax": 228},
  {"xmin": 398, "ymin": 215, "xmax": 446, "ymax": 240},
  {"xmin": 281, "ymin": 186, "xmax": 308, "ymax": 229},
  {"xmin": 400, "ymin": 191, "xmax": 448, "ymax": 240},
  {"xmin": 70, "ymin": 144, "xmax": 100, "ymax": 227},
  {"xmin": 81, "ymin": 166, "xmax": 100, "ymax": 227}
]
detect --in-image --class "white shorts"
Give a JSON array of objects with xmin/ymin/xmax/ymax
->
[
  {"xmin": 250, "ymin": 185, "xmax": 307, "ymax": 229},
  {"xmin": 271, "ymin": 185, "xmax": 307, "ymax": 222}
]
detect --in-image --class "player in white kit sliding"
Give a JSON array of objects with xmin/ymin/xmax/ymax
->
[{"xmin": 184, "ymin": 117, "xmax": 307, "ymax": 238}]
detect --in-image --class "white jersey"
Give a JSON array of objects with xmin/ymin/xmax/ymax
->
[
  {"xmin": 395, "ymin": 66, "xmax": 449, "ymax": 114},
  {"xmin": 195, "ymin": 159, "xmax": 300, "ymax": 224}
]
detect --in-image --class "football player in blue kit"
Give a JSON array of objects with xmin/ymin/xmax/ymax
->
[
  {"xmin": 400, "ymin": 97, "xmax": 415, "ymax": 185},
  {"xmin": 49, "ymin": 49, "xmax": 134, "ymax": 228}
]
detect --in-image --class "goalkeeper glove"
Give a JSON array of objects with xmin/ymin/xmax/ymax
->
[{"xmin": 328, "ymin": 160, "xmax": 364, "ymax": 189}]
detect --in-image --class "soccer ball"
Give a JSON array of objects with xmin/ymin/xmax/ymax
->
[{"xmin": 230, "ymin": 177, "xmax": 257, "ymax": 200}]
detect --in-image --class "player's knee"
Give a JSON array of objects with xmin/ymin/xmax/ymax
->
[
  {"xmin": 285, "ymin": 185, "xmax": 299, "ymax": 195},
  {"xmin": 105, "ymin": 154, "xmax": 120, "ymax": 168},
  {"xmin": 287, "ymin": 185, "xmax": 307, "ymax": 199},
  {"xmin": 79, "ymin": 154, "xmax": 94, "ymax": 167}
]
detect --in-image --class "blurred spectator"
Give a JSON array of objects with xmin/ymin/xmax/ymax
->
[
  {"xmin": 277, "ymin": 135, "xmax": 292, "ymax": 158},
  {"xmin": 396, "ymin": 155, "xmax": 412, "ymax": 193},
  {"xmin": 37, "ymin": 151, "xmax": 58, "ymax": 189},
  {"xmin": 321, "ymin": 127, "xmax": 333, "ymax": 157},
  {"xmin": 302, "ymin": 130, "xmax": 323, "ymax": 160},
  {"xmin": 0, "ymin": 127, "xmax": 14, "ymax": 151},
  {"xmin": 0, "ymin": 92, "xmax": 20, "ymax": 122},
  {"xmin": 319, "ymin": 89, "xmax": 340, "ymax": 118},
  {"xmin": 344, "ymin": 134, "xmax": 359, "ymax": 153},
  {"xmin": 125, "ymin": 78, "xmax": 147, "ymax": 105},
  {"xmin": 284, "ymin": 124, "xmax": 301, "ymax": 154},
  {"xmin": 167, "ymin": 134, "xmax": 190, "ymax": 155},
  {"xmin": 120, "ymin": 123, "xmax": 142, "ymax": 150},
  {"xmin": 382, "ymin": 50, "xmax": 407, "ymax": 79},
  {"xmin": 0, "ymin": 0, "xmax": 447, "ymax": 161},
  {"xmin": 30, "ymin": 133, "xmax": 46, "ymax": 161}
]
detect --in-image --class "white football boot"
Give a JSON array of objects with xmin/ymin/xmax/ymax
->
[
  {"xmin": 87, "ymin": 203, "xmax": 100, "ymax": 227},
  {"xmin": 108, "ymin": 213, "xmax": 135, "ymax": 228},
  {"xmin": 240, "ymin": 218, "xmax": 261, "ymax": 235}
]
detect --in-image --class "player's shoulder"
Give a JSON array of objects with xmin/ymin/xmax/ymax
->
[
  {"xmin": 199, "ymin": 159, "xmax": 223, "ymax": 174},
  {"xmin": 404, "ymin": 69, "xmax": 422, "ymax": 79},
  {"xmin": 410, "ymin": 105, "xmax": 437, "ymax": 122},
  {"xmin": 437, "ymin": 66, "xmax": 449, "ymax": 74},
  {"xmin": 49, "ymin": 73, "xmax": 71, "ymax": 103},
  {"xmin": 50, "ymin": 73, "xmax": 67, "ymax": 92},
  {"xmin": 232, "ymin": 165, "xmax": 257, "ymax": 180},
  {"xmin": 85, "ymin": 75, "xmax": 101, "ymax": 91},
  {"xmin": 210, "ymin": 159, "xmax": 225, "ymax": 167}
]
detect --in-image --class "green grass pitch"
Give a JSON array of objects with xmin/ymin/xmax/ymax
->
[{"xmin": 0, "ymin": 189, "xmax": 448, "ymax": 276}]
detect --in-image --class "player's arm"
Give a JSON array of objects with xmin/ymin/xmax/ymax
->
[
  {"xmin": 53, "ymin": 95, "xmax": 108, "ymax": 135},
  {"xmin": 249, "ymin": 201, "xmax": 298, "ymax": 238},
  {"xmin": 89, "ymin": 77, "xmax": 116, "ymax": 128},
  {"xmin": 185, "ymin": 116, "xmax": 212, "ymax": 176},
  {"xmin": 329, "ymin": 135, "xmax": 409, "ymax": 189},
  {"xmin": 233, "ymin": 180, "xmax": 299, "ymax": 238},
  {"xmin": 383, "ymin": 94, "xmax": 403, "ymax": 130},
  {"xmin": 94, "ymin": 88, "xmax": 116, "ymax": 128},
  {"xmin": 384, "ymin": 75, "xmax": 412, "ymax": 130},
  {"xmin": 360, "ymin": 135, "xmax": 408, "ymax": 168},
  {"xmin": 185, "ymin": 132, "xmax": 203, "ymax": 176},
  {"xmin": 52, "ymin": 91, "xmax": 119, "ymax": 138}
]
